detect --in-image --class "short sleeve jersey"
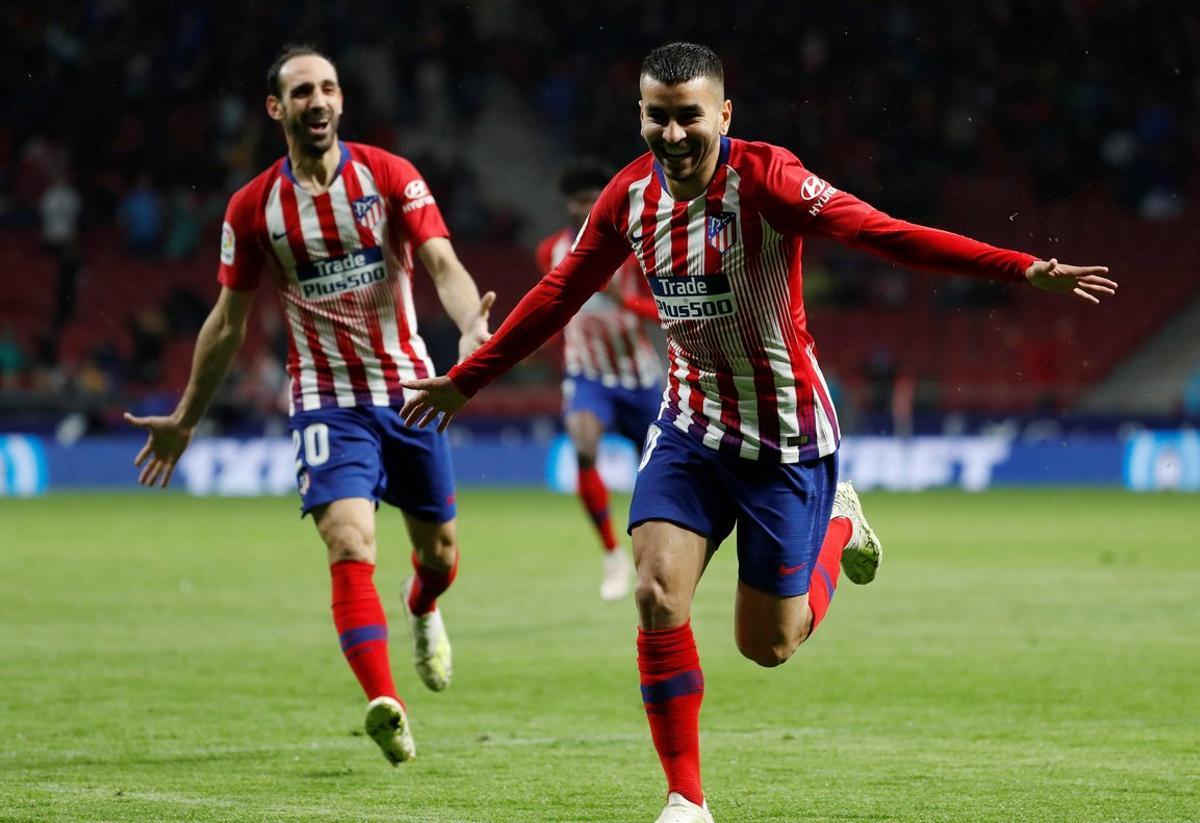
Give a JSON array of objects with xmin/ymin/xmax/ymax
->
[
  {"xmin": 535, "ymin": 228, "xmax": 661, "ymax": 389},
  {"xmin": 218, "ymin": 141, "xmax": 449, "ymax": 412}
]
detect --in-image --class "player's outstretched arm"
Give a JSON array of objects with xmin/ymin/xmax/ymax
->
[
  {"xmin": 1024, "ymin": 258, "xmax": 1117, "ymax": 305},
  {"xmin": 400, "ymin": 376, "xmax": 468, "ymax": 432},
  {"xmin": 124, "ymin": 286, "xmax": 254, "ymax": 488},
  {"xmin": 417, "ymin": 237, "xmax": 497, "ymax": 361}
]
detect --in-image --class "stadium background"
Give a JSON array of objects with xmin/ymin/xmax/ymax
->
[{"xmin": 2, "ymin": 0, "xmax": 1199, "ymax": 494}]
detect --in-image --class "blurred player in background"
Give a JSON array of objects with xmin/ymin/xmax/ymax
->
[
  {"xmin": 536, "ymin": 160, "xmax": 662, "ymax": 600},
  {"xmin": 124, "ymin": 45, "xmax": 496, "ymax": 766},
  {"xmin": 400, "ymin": 42, "xmax": 1115, "ymax": 822}
]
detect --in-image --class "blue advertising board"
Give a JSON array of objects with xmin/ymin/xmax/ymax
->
[{"xmin": 4, "ymin": 431, "xmax": 1194, "ymax": 496}]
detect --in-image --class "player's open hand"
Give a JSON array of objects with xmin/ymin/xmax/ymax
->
[
  {"xmin": 400, "ymin": 376, "xmax": 468, "ymax": 432},
  {"xmin": 457, "ymin": 291, "xmax": 496, "ymax": 363},
  {"xmin": 124, "ymin": 412, "xmax": 194, "ymax": 488},
  {"xmin": 1025, "ymin": 259, "xmax": 1117, "ymax": 305}
]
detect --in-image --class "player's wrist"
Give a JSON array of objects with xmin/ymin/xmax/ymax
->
[
  {"xmin": 460, "ymin": 316, "xmax": 488, "ymax": 337},
  {"xmin": 445, "ymin": 366, "xmax": 476, "ymax": 399},
  {"xmin": 170, "ymin": 408, "xmax": 200, "ymax": 432}
]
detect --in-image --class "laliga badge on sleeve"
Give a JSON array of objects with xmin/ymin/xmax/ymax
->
[{"xmin": 220, "ymin": 221, "xmax": 236, "ymax": 265}]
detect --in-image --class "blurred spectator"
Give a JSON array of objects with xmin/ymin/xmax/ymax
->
[
  {"xmin": 1183, "ymin": 365, "xmax": 1200, "ymax": 420},
  {"xmin": 13, "ymin": 133, "xmax": 67, "ymax": 211},
  {"xmin": 118, "ymin": 173, "xmax": 164, "ymax": 256},
  {"xmin": 29, "ymin": 335, "xmax": 68, "ymax": 397},
  {"xmin": 75, "ymin": 353, "xmax": 113, "ymax": 398},
  {"xmin": 162, "ymin": 186, "xmax": 206, "ymax": 260},
  {"xmin": 39, "ymin": 173, "xmax": 81, "ymax": 255},
  {"xmin": 127, "ymin": 307, "xmax": 169, "ymax": 385},
  {"xmin": 0, "ymin": 326, "xmax": 28, "ymax": 390},
  {"xmin": 863, "ymin": 346, "xmax": 897, "ymax": 433}
]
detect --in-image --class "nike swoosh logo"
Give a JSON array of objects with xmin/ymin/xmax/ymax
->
[
  {"xmin": 271, "ymin": 229, "xmax": 292, "ymax": 241},
  {"xmin": 778, "ymin": 562, "xmax": 807, "ymax": 576}
]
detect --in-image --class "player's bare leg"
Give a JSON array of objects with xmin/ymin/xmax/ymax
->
[
  {"xmin": 633, "ymin": 521, "xmax": 717, "ymax": 822},
  {"xmin": 567, "ymin": 409, "xmax": 633, "ymax": 600},
  {"xmin": 733, "ymin": 584, "xmax": 812, "ymax": 667},
  {"xmin": 734, "ymin": 483, "xmax": 882, "ymax": 667},
  {"xmin": 315, "ymin": 498, "xmax": 414, "ymax": 764},
  {"xmin": 400, "ymin": 515, "xmax": 457, "ymax": 691},
  {"xmin": 317, "ymin": 497, "xmax": 379, "ymax": 566}
]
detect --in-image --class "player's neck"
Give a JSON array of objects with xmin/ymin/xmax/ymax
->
[{"xmin": 287, "ymin": 141, "xmax": 342, "ymax": 194}]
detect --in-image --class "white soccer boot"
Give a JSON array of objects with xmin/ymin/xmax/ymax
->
[
  {"xmin": 655, "ymin": 792, "xmax": 714, "ymax": 823},
  {"xmin": 600, "ymin": 546, "xmax": 633, "ymax": 601},
  {"xmin": 832, "ymin": 480, "xmax": 883, "ymax": 584},
  {"xmin": 363, "ymin": 696, "xmax": 416, "ymax": 765},
  {"xmin": 401, "ymin": 577, "xmax": 452, "ymax": 691}
]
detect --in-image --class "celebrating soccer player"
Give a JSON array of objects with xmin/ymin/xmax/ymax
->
[
  {"xmin": 536, "ymin": 160, "xmax": 663, "ymax": 600},
  {"xmin": 125, "ymin": 46, "xmax": 497, "ymax": 766},
  {"xmin": 401, "ymin": 42, "xmax": 1116, "ymax": 823}
]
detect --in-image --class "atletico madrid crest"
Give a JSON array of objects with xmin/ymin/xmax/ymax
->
[
  {"xmin": 707, "ymin": 211, "xmax": 737, "ymax": 253},
  {"xmin": 352, "ymin": 195, "xmax": 384, "ymax": 231}
]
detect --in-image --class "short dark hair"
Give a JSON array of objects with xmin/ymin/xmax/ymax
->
[
  {"xmin": 641, "ymin": 42, "xmax": 723, "ymax": 86},
  {"xmin": 559, "ymin": 159, "xmax": 613, "ymax": 197},
  {"xmin": 267, "ymin": 44, "xmax": 335, "ymax": 98}
]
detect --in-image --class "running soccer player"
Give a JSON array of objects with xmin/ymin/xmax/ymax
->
[
  {"xmin": 124, "ymin": 46, "xmax": 496, "ymax": 766},
  {"xmin": 400, "ymin": 43, "xmax": 1116, "ymax": 822},
  {"xmin": 536, "ymin": 160, "xmax": 662, "ymax": 600}
]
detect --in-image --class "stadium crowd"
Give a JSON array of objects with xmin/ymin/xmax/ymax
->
[{"xmin": 2, "ymin": 0, "xmax": 1196, "ymax": 430}]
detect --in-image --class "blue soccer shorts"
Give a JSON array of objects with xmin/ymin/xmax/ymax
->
[
  {"xmin": 628, "ymin": 422, "xmax": 838, "ymax": 597},
  {"xmin": 564, "ymin": 376, "xmax": 663, "ymax": 445},
  {"xmin": 289, "ymin": 405, "xmax": 456, "ymax": 523}
]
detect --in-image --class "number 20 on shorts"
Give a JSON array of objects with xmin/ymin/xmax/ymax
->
[{"xmin": 293, "ymin": 422, "xmax": 330, "ymax": 469}]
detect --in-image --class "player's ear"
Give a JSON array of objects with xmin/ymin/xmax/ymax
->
[
  {"xmin": 719, "ymin": 99, "xmax": 732, "ymax": 135},
  {"xmin": 266, "ymin": 95, "xmax": 284, "ymax": 122}
]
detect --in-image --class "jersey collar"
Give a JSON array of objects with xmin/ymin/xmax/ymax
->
[{"xmin": 282, "ymin": 140, "xmax": 350, "ymax": 188}]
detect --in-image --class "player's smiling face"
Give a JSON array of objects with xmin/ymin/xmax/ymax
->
[
  {"xmin": 268, "ymin": 55, "xmax": 343, "ymax": 158},
  {"xmin": 639, "ymin": 75, "xmax": 731, "ymax": 200}
]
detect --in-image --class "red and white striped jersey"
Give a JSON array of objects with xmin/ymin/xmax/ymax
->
[
  {"xmin": 218, "ymin": 141, "xmax": 447, "ymax": 413},
  {"xmin": 451, "ymin": 137, "xmax": 1035, "ymax": 463},
  {"xmin": 535, "ymin": 228, "xmax": 660, "ymax": 389}
]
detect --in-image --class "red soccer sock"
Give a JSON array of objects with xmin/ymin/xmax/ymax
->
[
  {"xmin": 330, "ymin": 560, "xmax": 400, "ymax": 704},
  {"xmin": 578, "ymin": 465, "xmax": 619, "ymax": 551},
  {"xmin": 407, "ymin": 550, "xmax": 458, "ymax": 616},
  {"xmin": 638, "ymin": 621, "xmax": 705, "ymax": 807},
  {"xmin": 808, "ymin": 517, "xmax": 852, "ymax": 632}
]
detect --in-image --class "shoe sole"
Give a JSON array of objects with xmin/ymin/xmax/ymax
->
[
  {"xmin": 842, "ymin": 525, "xmax": 881, "ymax": 584},
  {"xmin": 364, "ymin": 698, "xmax": 415, "ymax": 765},
  {"xmin": 839, "ymin": 485, "xmax": 882, "ymax": 585},
  {"xmin": 401, "ymin": 577, "xmax": 451, "ymax": 691}
]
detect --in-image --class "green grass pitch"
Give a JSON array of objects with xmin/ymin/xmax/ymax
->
[{"xmin": 1, "ymin": 489, "xmax": 1197, "ymax": 822}]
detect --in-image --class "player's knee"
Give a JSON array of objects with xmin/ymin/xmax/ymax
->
[
  {"xmin": 413, "ymin": 521, "xmax": 458, "ymax": 569},
  {"xmin": 323, "ymin": 521, "xmax": 375, "ymax": 564},
  {"xmin": 736, "ymin": 636, "xmax": 799, "ymax": 668},
  {"xmin": 634, "ymin": 575, "xmax": 688, "ymax": 625}
]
